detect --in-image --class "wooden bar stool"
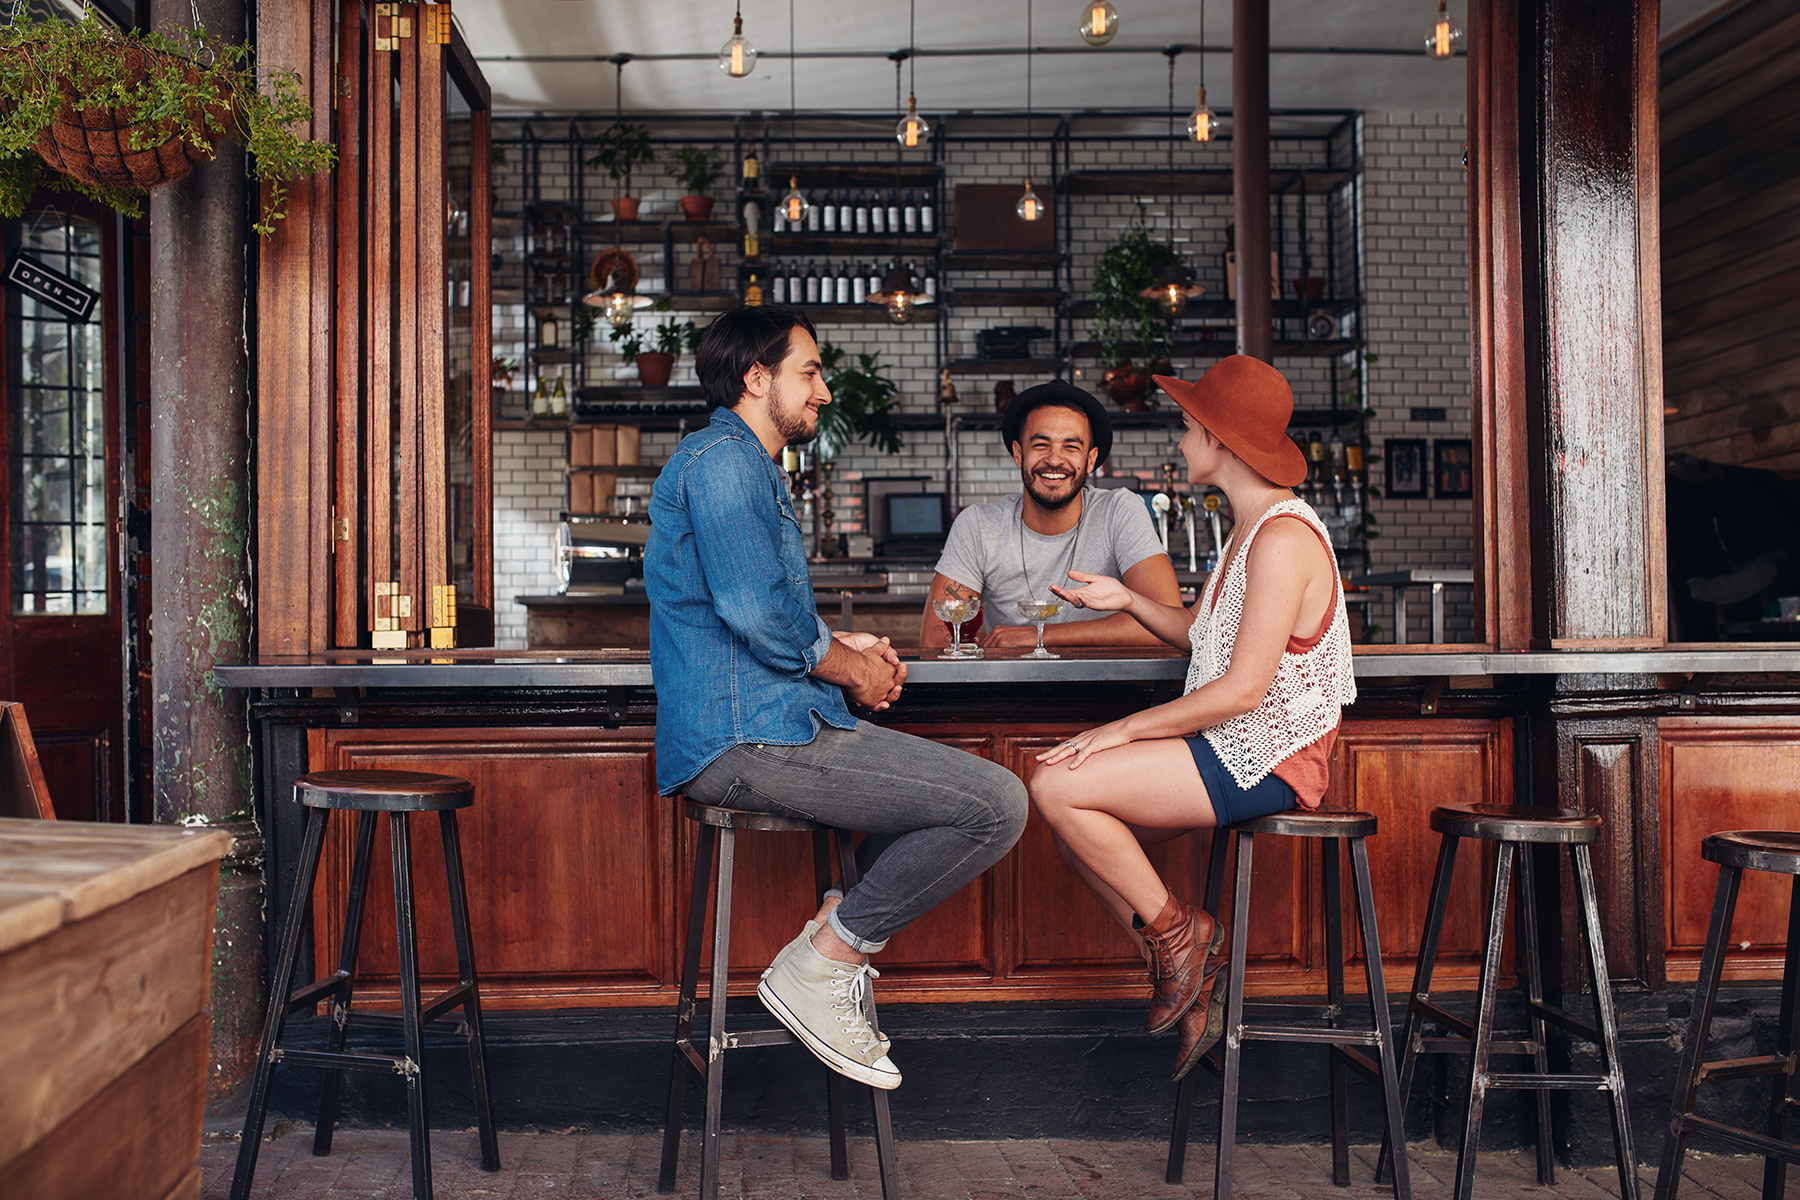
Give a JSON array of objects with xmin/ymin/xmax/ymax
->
[
  {"xmin": 658, "ymin": 799, "xmax": 898, "ymax": 1200},
  {"xmin": 1374, "ymin": 804, "xmax": 1636, "ymax": 1200},
  {"xmin": 1653, "ymin": 830, "xmax": 1800, "ymax": 1200},
  {"xmin": 230, "ymin": 770, "xmax": 501, "ymax": 1200},
  {"xmin": 1166, "ymin": 807, "xmax": 1412, "ymax": 1200}
]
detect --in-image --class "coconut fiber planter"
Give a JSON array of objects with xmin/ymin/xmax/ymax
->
[{"xmin": 32, "ymin": 46, "xmax": 227, "ymax": 190}]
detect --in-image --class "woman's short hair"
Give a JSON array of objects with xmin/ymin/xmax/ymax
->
[{"xmin": 695, "ymin": 304, "xmax": 818, "ymax": 411}]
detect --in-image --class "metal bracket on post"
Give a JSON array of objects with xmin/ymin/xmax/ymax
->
[{"xmin": 373, "ymin": 3, "xmax": 411, "ymax": 50}]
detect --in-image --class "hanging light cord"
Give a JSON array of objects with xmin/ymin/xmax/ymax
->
[
  {"xmin": 909, "ymin": 0, "xmax": 918, "ymax": 98},
  {"xmin": 1200, "ymin": 0, "xmax": 1207, "ymax": 90},
  {"xmin": 1166, "ymin": 50, "xmax": 1177, "ymax": 243},
  {"xmin": 1025, "ymin": 0, "xmax": 1033, "ymax": 172},
  {"xmin": 789, "ymin": 0, "xmax": 798, "ymax": 148}
]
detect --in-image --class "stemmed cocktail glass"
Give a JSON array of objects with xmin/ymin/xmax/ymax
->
[
  {"xmin": 1016, "ymin": 601, "xmax": 1061, "ymax": 659},
  {"xmin": 933, "ymin": 594, "xmax": 981, "ymax": 659}
]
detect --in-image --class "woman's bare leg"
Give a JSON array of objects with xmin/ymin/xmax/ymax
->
[
  {"xmin": 1053, "ymin": 825, "xmax": 1192, "ymax": 957},
  {"xmin": 1029, "ymin": 738, "xmax": 1219, "ymax": 923}
]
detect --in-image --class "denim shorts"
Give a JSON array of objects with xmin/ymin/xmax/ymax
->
[{"xmin": 1185, "ymin": 733, "xmax": 1297, "ymax": 827}]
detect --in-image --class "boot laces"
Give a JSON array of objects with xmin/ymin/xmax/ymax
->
[{"xmin": 827, "ymin": 962, "xmax": 882, "ymax": 1056}]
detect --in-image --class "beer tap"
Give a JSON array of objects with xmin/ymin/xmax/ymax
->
[
  {"xmin": 1181, "ymin": 495, "xmax": 1198, "ymax": 573},
  {"xmin": 1151, "ymin": 492, "xmax": 1171, "ymax": 554},
  {"xmin": 1202, "ymin": 492, "xmax": 1224, "ymax": 573}
]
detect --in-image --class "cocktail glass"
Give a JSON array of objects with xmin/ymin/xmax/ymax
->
[
  {"xmin": 933, "ymin": 594, "xmax": 980, "ymax": 658},
  {"xmin": 1016, "ymin": 601, "xmax": 1062, "ymax": 659}
]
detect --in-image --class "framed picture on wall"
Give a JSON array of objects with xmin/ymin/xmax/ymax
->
[
  {"xmin": 1434, "ymin": 438, "xmax": 1473, "ymax": 499},
  {"xmin": 1385, "ymin": 438, "xmax": 1426, "ymax": 498}
]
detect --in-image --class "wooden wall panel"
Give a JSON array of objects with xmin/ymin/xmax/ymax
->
[
  {"xmin": 1661, "ymin": 3, "xmax": 1800, "ymax": 475},
  {"xmin": 1659, "ymin": 716, "xmax": 1800, "ymax": 982}
]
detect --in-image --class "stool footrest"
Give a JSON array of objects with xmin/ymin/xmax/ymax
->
[
  {"xmin": 1699, "ymin": 1052, "xmax": 1793, "ymax": 1082},
  {"xmin": 271, "ymin": 1047, "xmax": 414, "ymax": 1077},
  {"xmin": 1420, "ymin": 1036, "xmax": 1541, "ymax": 1057},
  {"xmin": 421, "ymin": 982, "xmax": 476, "ymax": 1025},
  {"xmin": 284, "ymin": 973, "xmax": 351, "ymax": 1015},
  {"xmin": 1526, "ymin": 999, "xmax": 1600, "ymax": 1044},
  {"xmin": 1244, "ymin": 1023, "xmax": 1383, "ymax": 1049},
  {"xmin": 1677, "ymin": 1114, "xmax": 1800, "ymax": 1166},
  {"xmin": 1483, "ymin": 1071, "xmax": 1614, "ymax": 1091},
  {"xmin": 1414, "ymin": 999, "xmax": 1474, "ymax": 1041}
]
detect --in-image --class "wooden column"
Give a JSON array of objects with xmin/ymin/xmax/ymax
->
[{"xmin": 1232, "ymin": 0, "xmax": 1272, "ymax": 362}]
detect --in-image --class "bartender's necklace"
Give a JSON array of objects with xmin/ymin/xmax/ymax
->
[{"xmin": 1019, "ymin": 486, "xmax": 1089, "ymax": 601}]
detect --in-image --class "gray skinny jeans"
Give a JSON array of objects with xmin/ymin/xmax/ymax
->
[{"xmin": 684, "ymin": 720, "xmax": 1029, "ymax": 954}]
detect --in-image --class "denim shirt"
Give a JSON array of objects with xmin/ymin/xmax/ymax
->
[{"xmin": 646, "ymin": 406, "xmax": 856, "ymax": 794}]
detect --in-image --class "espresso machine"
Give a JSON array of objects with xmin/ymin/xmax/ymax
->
[{"xmin": 554, "ymin": 515, "xmax": 650, "ymax": 594}]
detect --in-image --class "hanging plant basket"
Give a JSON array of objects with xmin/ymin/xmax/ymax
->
[{"xmin": 31, "ymin": 46, "xmax": 228, "ymax": 190}]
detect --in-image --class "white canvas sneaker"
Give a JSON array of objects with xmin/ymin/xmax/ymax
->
[{"xmin": 758, "ymin": 938, "xmax": 901, "ymax": 1090}]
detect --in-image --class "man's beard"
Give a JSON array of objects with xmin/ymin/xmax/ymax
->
[
  {"xmin": 1021, "ymin": 461, "xmax": 1088, "ymax": 510},
  {"xmin": 770, "ymin": 377, "xmax": 817, "ymax": 447}
]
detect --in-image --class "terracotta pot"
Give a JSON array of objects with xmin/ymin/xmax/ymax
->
[
  {"xmin": 679, "ymin": 194, "xmax": 715, "ymax": 221},
  {"xmin": 635, "ymin": 351, "xmax": 674, "ymax": 388},
  {"xmin": 1103, "ymin": 362, "xmax": 1151, "ymax": 412},
  {"xmin": 34, "ymin": 47, "xmax": 225, "ymax": 190},
  {"xmin": 611, "ymin": 196, "xmax": 641, "ymax": 222}
]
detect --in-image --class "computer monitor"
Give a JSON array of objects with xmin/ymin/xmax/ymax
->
[{"xmin": 883, "ymin": 492, "xmax": 949, "ymax": 555}]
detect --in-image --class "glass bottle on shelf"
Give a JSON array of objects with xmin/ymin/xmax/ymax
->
[
  {"xmin": 805, "ymin": 198, "xmax": 822, "ymax": 232},
  {"xmin": 531, "ymin": 373, "xmax": 551, "ymax": 418},
  {"xmin": 867, "ymin": 261, "xmax": 882, "ymax": 297},
  {"xmin": 923, "ymin": 263, "xmax": 936, "ymax": 297},
  {"xmin": 835, "ymin": 262, "xmax": 851, "ymax": 305},
  {"xmin": 539, "ymin": 313, "xmax": 559, "ymax": 348},
  {"xmin": 822, "ymin": 191, "xmax": 837, "ymax": 232},
  {"xmin": 550, "ymin": 372, "xmax": 569, "ymax": 418},
  {"xmin": 773, "ymin": 202, "xmax": 787, "ymax": 233},
  {"xmin": 742, "ymin": 147, "xmax": 760, "ymax": 185},
  {"xmin": 788, "ymin": 262, "xmax": 803, "ymax": 303},
  {"xmin": 838, "ymin": 194, "xmax": 853, "ymax": 233},
  {"xmin": 903, "ymin": 191, "xmax": 918, "ymax": 233},
  {"xmin": 885, "ymin": 192, "xmax": 901, "ymax": 235},
  {"xmin": 745, "ymin": 272, "xmax": 763, "ymax": 306},
  {"xmin": 855, "ymin": 192, "xmax": 870, "ymax": 234},
  {"xmin": 804, "ymin": 262, "xmax": 821, "ymax": 304},
  {"xmin": 772, "ymin": 273, "xmax": 788, "ymax": 304},
  {"xmin": 919, "ymin": 189, "xmax": 934, "ymax": 233},
  {"xmin": 869, "ymin": 197, "xmax": 885, "ymax": 234}
]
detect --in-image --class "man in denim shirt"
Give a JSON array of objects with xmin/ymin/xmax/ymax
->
[{"xmin": 647, "ymin": 305, "xmax": 1028, "ymax": 1092}]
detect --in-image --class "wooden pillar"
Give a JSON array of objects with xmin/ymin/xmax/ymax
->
[
  {"xmin": 1232, "ymin": 0, "xmax": 1272, "ymax": 362},
  {"xmin": 148, "ymin": 0, "xmax": 261, "ymax": 1097}
]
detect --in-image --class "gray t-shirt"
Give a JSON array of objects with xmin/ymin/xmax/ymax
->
[{"xmin": 932, "ymin": 487, "xmax": 1169, "ymax": 627}]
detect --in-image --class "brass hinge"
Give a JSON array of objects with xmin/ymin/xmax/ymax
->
[
  {"xmin": 333, "ymin": 509, "xmax": 351, "ymax": 544},
  {"xmin": 374, "ymin": 3, "xmax": 411, "ymax": 50},
  {"xmin": 423, "ymin": 3, "xmax": 452, "ymax": 46},
  {"xmin": 429, "ymin": 584, "xmax": 458, "ymax": 649},
  {"xmin": 373, "ymin": 581, "xmax": 413, "ymax": 648}
]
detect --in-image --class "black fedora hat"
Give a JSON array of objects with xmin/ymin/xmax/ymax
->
[{"xmin": 999, "ymin": 381, "xmax": 1113, "ymax": 466}]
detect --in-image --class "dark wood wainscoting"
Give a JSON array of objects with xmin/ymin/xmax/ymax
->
[
  {"xmin": 308, "ymin": 716, "xmax": 1518, "ymax": 1009},
  {"xmin": 1659, "ymin": 715, "xmax": 1800, "ymax": 982}
]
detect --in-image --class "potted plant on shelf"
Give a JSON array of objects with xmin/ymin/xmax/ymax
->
[
  {"xmin": 0, "ymin": 10, "xmax": 335, "ymax": 234},
  {"xmin": 609, "ymin": 310, "xmax": 698, "ymax": 388},
  {"xmin": 671, "ymin": 146, "xmax": 722, "ymax": 221},
  {"xmin": 1091, "ymin": 223, "xmax": 1180, "ymax": 410},
  {"xmin": 586, "ymin": 120, "xmax": 654, "ymax": 222},
  {"xmin": 817, "ymin": 341, "xmax": 903, "ymax": 458}
]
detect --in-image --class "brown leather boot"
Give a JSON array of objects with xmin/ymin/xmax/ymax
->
[
  {"xmin": 1170, "ymin": 961, "xmax": 1226, "ymax": 1081},
  {"xmin": 1135, "ymin": 894, "xmax": 1223, "ymax": 1034}
]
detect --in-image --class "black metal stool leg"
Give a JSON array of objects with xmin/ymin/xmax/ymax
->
[
  {"xmin": 1573, "ymin": 843, "xmax": 1639, "ymax": 1200},
  {"xmin": 390, "ymin": 812, "xmax": 434, "ymax": 1200},
  {"xmin": 816, "ymin": 828, "xmax": 849, "ymax": 1182},
  {"xmin": 1767, "ymin": 876, "xmax": 1800, "ymax": 1200},
  {"xmin": 1653, "ymin": 859, "xmax": 1742, "ymax": 1200},
  {"xmin": 1454, "ymin": 841, "xmax": 1514, "ymax": 1200},
  {"xmin": 230, "ymin": 802, "xmax": 331, "ymax": 1200},
  {"xmin": 1515, "ymin": 839, "xmax": 1555, "ymax": 1185},
  {"xmin": 439, "ymin": 808, "xmax": 501, "ymax": 1172},
  {"xmin": 1215, "ymin": 828, "xmax": 1256, "ymax": 1200},
  {"xmin": 315, "ymin": 810, "xmax": 379, "ymax": 1157},
  {"xmin": 699, "ymin": 824, "xmax": 737, "ymax": 1200},
  {"xmin": 834, "ymin": 830, "xmax": 899, "ymax": 1200},
  {"xmin": 660, "ymin": 821, "xmax": 718, "ymax": 1193},
  {"xmin": 1323, "ymin": 836, "xmax": 1350, "ymax": 1187},
  {"xmin": 1167, "ymin": 826, "xmax": 1233, "ymax": 1186},
  {"xmin": 1378, "ymin": 833, "xmax": 1461, "ymax": 1185},
  {"xmin": 1352, "ymin": 834, "xmax": 1412, "ymax": 1200}
]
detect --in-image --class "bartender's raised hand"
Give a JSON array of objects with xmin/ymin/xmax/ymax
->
[
  {"xmin": 1051, "ymin": 569, "xmax": 1134, "ymax": 613},
  {"xmin": 978, "ymin": 624, "xmax": 1040, "ymax": 649}
]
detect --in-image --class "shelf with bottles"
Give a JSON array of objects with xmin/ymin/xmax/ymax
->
[
  {"xmin": 760, "ymin": 258, "xmax": 939, "ymax": 313},
  {"xmin": 762, "ymin": 186, "xmax": 939, "ymax": 243}
]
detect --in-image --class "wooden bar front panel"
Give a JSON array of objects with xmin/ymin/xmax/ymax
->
[
  {"xmin": 310, "ymin": 717, "xmax": 1516, "ymax": 1008},
  {"xmin": 1659, "ymin": 716, "xmax": 1800, "ymax": 983}
]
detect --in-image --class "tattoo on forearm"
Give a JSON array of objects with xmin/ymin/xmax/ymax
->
[{"xmin": 945, "ymin": 580, "xmax": 976, "ymax": 603}]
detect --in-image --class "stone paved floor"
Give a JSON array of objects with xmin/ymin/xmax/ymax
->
[{"xmin": 202, "ymin": 1127, "xmax": 1779, "ymax": 1199}]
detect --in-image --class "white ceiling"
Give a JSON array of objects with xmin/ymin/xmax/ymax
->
[{"xmin": 459, "ymin": 0, "xmax": 1726, "ymax": 119}]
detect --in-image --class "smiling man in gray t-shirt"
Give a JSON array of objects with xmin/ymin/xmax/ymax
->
[{"xmin": 921, "ymin": 382, "xmax": 1181, "ymax": 649}]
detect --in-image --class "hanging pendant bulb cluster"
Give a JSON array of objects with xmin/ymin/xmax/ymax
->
[
  {"xmin": 1425, "ymin": 0, "xmax": 1463, "ymax": 58},
  {"xmin": 1077, "ymin": 0, "xmax": 1119, "ymax": 46},
  {"xmin": 719, "ymin": 7, "xmax": 757, "ymax": 78}
]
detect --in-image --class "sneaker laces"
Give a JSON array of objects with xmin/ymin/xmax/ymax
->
[{"xmin": 826, "ymin": 962, "xmax": 883, "ymax": 1056}]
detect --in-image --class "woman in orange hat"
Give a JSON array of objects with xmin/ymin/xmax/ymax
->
[{"xmin": 1029, "ymin": 355, "xmax": 1356, "ymax": 1081}]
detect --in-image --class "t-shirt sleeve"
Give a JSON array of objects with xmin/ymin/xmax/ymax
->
[
  {"xmin": 931, "ymin": 507, "xmax": 988, "ymax": 593},
  {"xmin": 1107, "ymin": 490, "xmax": 1170, "ymax": 574}
]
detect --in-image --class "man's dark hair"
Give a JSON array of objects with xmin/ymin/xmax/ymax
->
[{"xmin": 695, "ymin": 304, "xmax": 818, "ymax": 411}]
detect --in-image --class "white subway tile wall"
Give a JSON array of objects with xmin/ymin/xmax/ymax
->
[{"xmin": 490, "ymin": 112, "xmax": 1471, "ymax": 649}]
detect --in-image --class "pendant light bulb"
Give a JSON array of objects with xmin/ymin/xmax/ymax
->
[
  {"xmin": 1077, "ymin": 0, "xmax": 1118, "ymax": 46},
  {"xmin": 1141, "ymin": 263, "xmax": 1203, "ymax": 317},
  {"xmin": 1187, "ymin": 86, "xmax": 1216, "ymax": 143},
  {"xmin": 1016, "ymin": 179, "xmax": 1043, "ymax": 221},
  {"xmin": 869, "ymin": 263, "xmax": 931, "ymax": 324},
  {"xmin": 604, "ymin": 292, "xmax": 637, "ymax": 328},
  {"xmin": 781, "ymin": 176, "xmax": 810, "ymax": 225},
  {"xmin": 1424, "ymin": 0, "xmax": 1463, "ymax": 58},
  {"xmin": 720, "ymin": 14, "xmax": 758, "ymax": 77},
  {"xmin": 895, "ymin": 94, "xmax": 931, "ymax": 150}
]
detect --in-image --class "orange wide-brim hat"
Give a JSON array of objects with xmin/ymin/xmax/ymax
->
[{"xmin": 1154, "ymin": 356, "xmax": 1308, "ymax": 488}]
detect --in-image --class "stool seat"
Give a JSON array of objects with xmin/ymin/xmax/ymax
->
[
  {"xmin": 1235, "ymin": 805, "xmax": 1376, "ymax": 839},
  {"xmin": 1702, "ymin": 830, "xmax": 1800, "ymax": 875},
  {"xmin": 297, "ymin": 769, "xmax": 474, "ymax": 811},
  {"xmin": 684, "ymin": 800, "xmax": 824, "ymax": 834},
  {"xmin": 1430, "ymin": 803, "xmax": 1601, "ymax": 843}
]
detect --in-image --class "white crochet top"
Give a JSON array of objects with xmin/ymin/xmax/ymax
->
[{"xmin": 1185, "ymin": 498, "xmax": 1357, "ymax": 790}]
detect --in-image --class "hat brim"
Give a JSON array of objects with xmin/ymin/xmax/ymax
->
[{"xmin": 1155, "ymin": 372, "xmax": 1309, "ymax": 488}]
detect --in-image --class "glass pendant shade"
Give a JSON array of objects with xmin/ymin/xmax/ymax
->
[
  {"xmin": 1425, "ymin": 0, "xmax": 1463, "ymax": 58},
  {"xmin": 868, "ymin": 264, "xmax": 932, "ymax": 324},
  {"xmin": 1140, "ymin": 263, "xmax": 1204, "ymax": 316},
  {"xmin": 583, "ymin": 287, "xmax": 654, "ymax": 328},
  {"xmin": 781, "ymin": 176, "xmax": 810, "ymax": 224},
  {"xmin": 720, "ymin": 16, "xmax": 757, "ymax": 77},
  {"xmin": 1187, "ymin": 87, "xmax": 1216, "ymax": 142},
  {"xmin": 1077, "ymin": 0, "xmax": 1118, "ymax": 46},
  {"xmin": 1016, "ymin": 179, "xmax": 1043, "ymax": 221},
  {"xmin": 895, "ymin": 94, "xmax": 930, "ymax": 149}
]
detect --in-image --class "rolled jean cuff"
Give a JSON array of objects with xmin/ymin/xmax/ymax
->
[{"xmin": 828, "ymin": 907, "xmax": 888, "ymax": 955}]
